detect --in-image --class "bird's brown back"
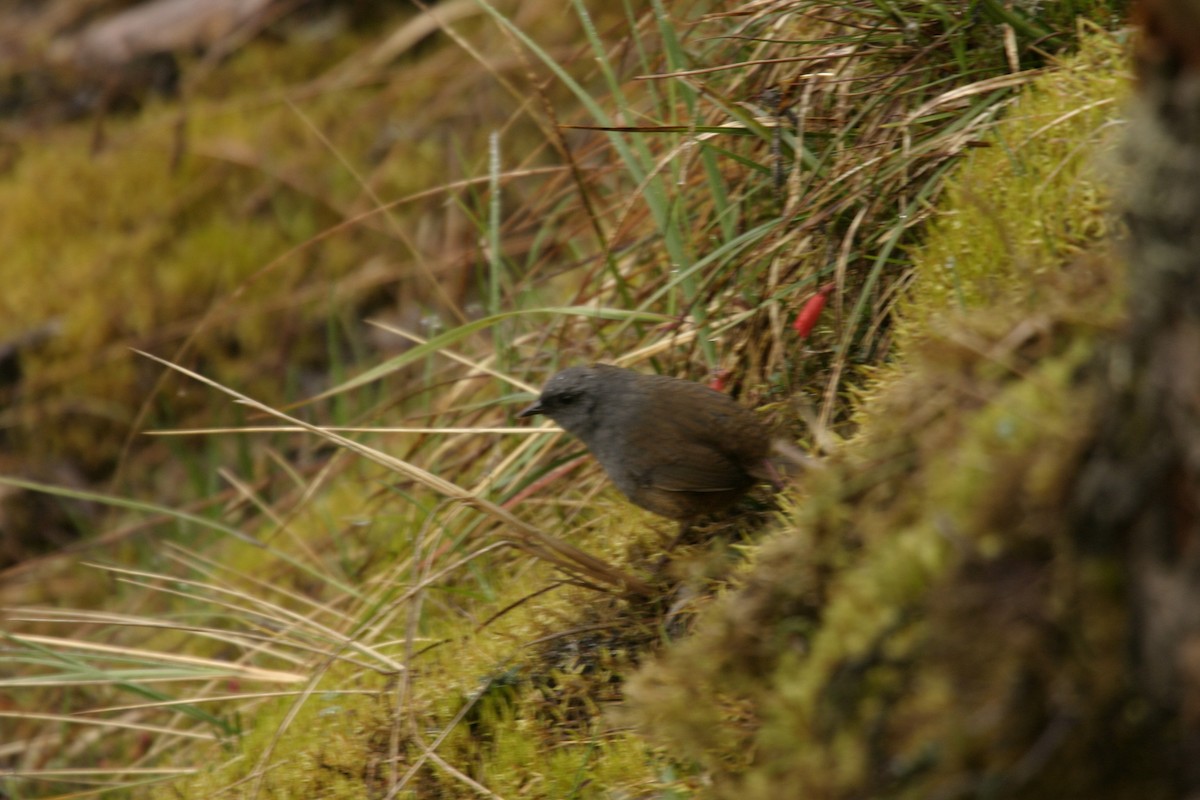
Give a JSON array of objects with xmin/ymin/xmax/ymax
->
[{"xmin": 586, "ymin": 368, "xmax": 771, "ymax": 520}]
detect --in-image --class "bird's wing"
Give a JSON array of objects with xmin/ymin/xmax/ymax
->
[
  {"xmin": 644, "ymin": 447, "xmax": 749, "ymax": 493},
  {"xmin": 626, "ymin": 396, "xmax": 767, "ymax": 493}
]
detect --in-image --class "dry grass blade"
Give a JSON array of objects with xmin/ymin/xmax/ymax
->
[
  {"xmin": 78, "ymin": 561, "xmax": 404, "ymax": 672},
  {"xmin": 0, "ymin": 711, "xmax": 218, "ymax": 741},
  {"xmin": 1, "ymin": 634, "xmax": 305, "ymax": 685},
  {"xmin": 133, "ymin": 349, "xmax": 650, "ymax": 595},
  {"xmin": 904, "ymin": 69, "xmax": 1044, "ymax": 123}
]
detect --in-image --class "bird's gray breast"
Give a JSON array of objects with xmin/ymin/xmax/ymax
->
[{"xmin": 579, "ymin": 380, "xmax": 645, "ymax": 494}]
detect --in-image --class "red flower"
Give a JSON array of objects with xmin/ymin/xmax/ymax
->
[{"xmin": 793, "ymin": 282, "xmax": 835, "ymax": 339}]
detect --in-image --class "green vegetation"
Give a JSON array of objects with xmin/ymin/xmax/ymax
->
[{"xmin": 0, "ymin": 2, "xmax": 1142, "ymax": 798}]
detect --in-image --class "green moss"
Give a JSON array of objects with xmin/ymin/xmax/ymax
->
[
  {"xmin": 0, "ymin": 24, "xmax": 496, "ymax": 478},
  {"xmin": 897, "ymin": 33, "xmax": 1128, "ymax": 343},
  {"xmin": 167, "ymin": 687, "xmax": 389, "ymax": 800}
]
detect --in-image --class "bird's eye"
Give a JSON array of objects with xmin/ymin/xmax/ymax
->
[{"xmin": 557, "ymin": 391, "xmax": 578, "ymax": 405}]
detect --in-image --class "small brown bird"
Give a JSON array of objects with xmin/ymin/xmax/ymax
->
[{"xmin": 519, "ymin": 364, "xmax": 774, "ymax": 523}]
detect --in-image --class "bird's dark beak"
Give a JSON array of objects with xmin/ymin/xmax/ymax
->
[{"xmin": 518, "ymin": 399, "xmax": 545, "ymax": 418}]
